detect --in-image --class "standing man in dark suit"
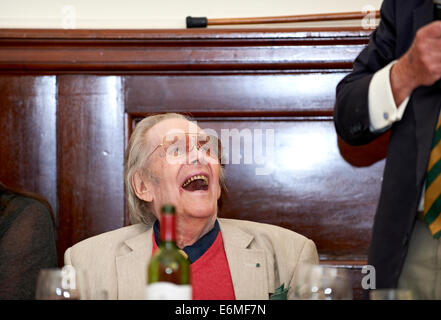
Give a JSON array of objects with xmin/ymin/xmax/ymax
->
[{"xmin": 334, "ymin": 0, "xmax": 441, "ymax": 299}]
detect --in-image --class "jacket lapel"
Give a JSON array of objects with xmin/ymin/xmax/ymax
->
[
  {"xmin": 413, "ymin": 89, "xmax": 441, "ymax": 190},
  {"xmin": 218, "ymin": 219, "xmax": 270, "ymax": 300},
  {"xmin": 114, "ymin": 221, "xmax": 272, "ymax": 300},
  {"xmin": 412, "ymin": 1, "xmax": 441, "ymax": 189},
  {"xmin": 115, "ymin": 228, "xmax": 153, "ymax": 299}
]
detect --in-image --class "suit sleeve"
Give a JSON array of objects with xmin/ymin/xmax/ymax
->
[
  {"xmin": 64, "ymin": 247, "xmax": 72, "ymax": 266},
  {"xmin": 0, "ymin": 200, "xmax": 58, "ymax": 299},
  {"xmin": 334, "ymin": 0, "xmax": 398, "ymax": 146},
  {"xmin": 288, "ymin": 239, "xmax": 319, "ymax": 300},
  {"xmin": 298, "ymin": 239, "xmax": 319, "ymax": 265}
]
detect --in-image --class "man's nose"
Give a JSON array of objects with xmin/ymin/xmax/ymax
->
[{"xmin": 187, "ymin": 143, "xmax": 201, "ymax": 164}]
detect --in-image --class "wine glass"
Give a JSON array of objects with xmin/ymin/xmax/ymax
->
[
  {"xmin": 369, "ymin": 289, "xmax": 413, "ymax": 300},
  {"xmin": 35, "ymin": 266, "xmax": 90, "ymax": 300},
  {"xmin": 294, "ymin": 264, "xmax": 353, "ymax": 300}
]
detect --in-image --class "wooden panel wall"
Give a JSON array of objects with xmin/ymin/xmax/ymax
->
[
  {"xmin": 57, "ymin": 76, "xmax": 126, "ymax": 253},
  {"xmin": 0, "ymin": 76, "xmax": 57, "ymax": 217},
  {"xmin": 0, "ymin": 28, "xmax": 383, "ymax": 299}
]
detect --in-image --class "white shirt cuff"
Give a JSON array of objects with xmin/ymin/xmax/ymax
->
[{"xmin": 368, "ymin": 60, "xmax": 410, "ymax": 132}]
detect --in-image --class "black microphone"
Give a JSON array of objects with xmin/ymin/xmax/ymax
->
[{"xmin": 435, "ymin": 0, "xmax": 441, "ymax": 87}]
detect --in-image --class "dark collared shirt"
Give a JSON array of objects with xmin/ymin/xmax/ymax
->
[{"xmin": 153, "ymin": 219, "xmax": 220, "ymax": 263}]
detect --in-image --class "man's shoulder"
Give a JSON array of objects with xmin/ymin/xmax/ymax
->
[
  {"xmin": 218, "ymin": 218, "xmax": 310, "ymax": 244},
  {"xmin": 1, "ymin": 193, "xmax": 50, "ymax": 220},
  {"xmin": 218, "ymin": 218, "xmax": 318, "ymax": 269},
  {"xmin": 68, "ymin": 223, "xmax": 149, "ymax": 256}
]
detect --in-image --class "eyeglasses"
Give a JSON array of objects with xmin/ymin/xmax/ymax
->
[{"xmin": 146, "ymin": 133, "xmax": 222, "ymax": 163}]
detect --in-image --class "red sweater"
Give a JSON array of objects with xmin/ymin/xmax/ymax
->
[{"xmin": 152, "ymin": 232, "xmax": 236, "ymax": 300}]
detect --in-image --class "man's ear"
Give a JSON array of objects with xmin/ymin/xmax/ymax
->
[
  {"xmin": 132, "ymin": 170, "xmax": 153, "ymax": 203},
  {"xmin": 217, "ymin": 182, "xmax": 222, "ymax": 200}
]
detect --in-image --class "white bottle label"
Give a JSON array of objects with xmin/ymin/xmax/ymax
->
[{"xmin": 145, "ymin": 282, "xmax": 192, "ymax": 300}]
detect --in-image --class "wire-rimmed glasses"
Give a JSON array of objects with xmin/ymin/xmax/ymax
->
[{"xmin": 146, "ymin": 132, "xmax": 223, "ymax": 164}]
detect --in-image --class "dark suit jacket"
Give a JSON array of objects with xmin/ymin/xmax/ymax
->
[
  {"xmin": 334, "ymin": 0, "xmax": 441, "ymax": 289},
  {"xmin": 0, "ymin": 189, "xmax": 58, "ymax": 299}
]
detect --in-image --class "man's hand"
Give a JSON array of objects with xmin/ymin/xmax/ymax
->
[{"xmin": 390, "ymin": 21, "xmax": 441, "ymax": 106}]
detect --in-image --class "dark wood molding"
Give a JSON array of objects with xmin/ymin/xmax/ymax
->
[
  {"xmin": 0, "ymin": 28, "xmax": 371, "ymax": 72},
  {"xmin": 0, "ymin": 27, "xmax": 373, "ymax": 39},
  {"xmin": 124, "ymin": 73, "xmax": 348, "ymax": 116}
]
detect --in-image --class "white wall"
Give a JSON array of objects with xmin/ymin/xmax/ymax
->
[{"xmin": 0, "ymin": 0, "xmax": 383, "ymax": 29}]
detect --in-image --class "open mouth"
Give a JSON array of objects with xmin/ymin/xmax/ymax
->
[{"xmin": 181, "ymin": 174, "xmax": 209, "ymax": 192}]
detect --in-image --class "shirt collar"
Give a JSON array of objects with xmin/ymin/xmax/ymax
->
[{"xmin": 153, "ymin": 219, "xmax": 220, "ymax": 263}]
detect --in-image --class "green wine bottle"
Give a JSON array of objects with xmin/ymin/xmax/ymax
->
[{"xmin": 145, "ymin": 205, "xmax": 192, "ymax": 300}]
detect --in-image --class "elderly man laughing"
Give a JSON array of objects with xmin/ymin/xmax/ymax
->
[{"xmin": 64, "ymin": 113, "xmax": 318, "ymax": 300}]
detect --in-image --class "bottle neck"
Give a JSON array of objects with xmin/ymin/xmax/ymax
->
[{"xmin": 159, "ymin": 213, "xmax": 177, "ymax": 248}]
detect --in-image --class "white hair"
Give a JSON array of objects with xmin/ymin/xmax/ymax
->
[{"xmin": 124, "ymin": 113, "xmax": 227, "ymax": 226}]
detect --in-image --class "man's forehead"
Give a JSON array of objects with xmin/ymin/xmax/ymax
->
[
  {"xmin": 149, "ymin": 118, "xmax": 200, "ymax": 138},
  {"xmin": 145, "ymin": 118, "xmax": 203, "ymax": 150}
]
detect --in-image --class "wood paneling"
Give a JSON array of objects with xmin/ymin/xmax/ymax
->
[
  {"xmin": 0, "ymin": 75, "xmax": 57, "ymax": 218},
  {"xmin": 0, "ymin": 28, "xmax": 380, "ymax": 299},
  {"xmin": 0, "ymin": 28, "xmax": 370, "ymax": 72},
  {"xmin": 201, "ymin": 120, "xmax": 383, "ymax": 259},
  {"xmin": 57, "ymin": 75, "xmax": 126, "ymax": 264},
  {"xmin": 125, "ymin": 73, "xmax": 347, "ymax": 116}
]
